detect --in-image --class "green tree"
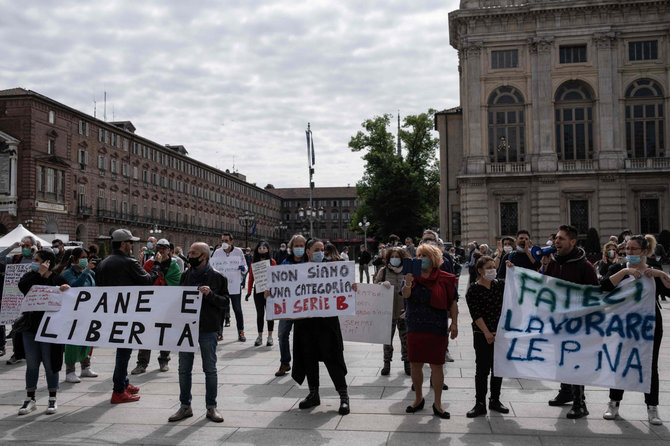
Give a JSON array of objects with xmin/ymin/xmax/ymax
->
[{"xmin": 349, "ymin": 111, "xmax": 440, "ymax": 241}]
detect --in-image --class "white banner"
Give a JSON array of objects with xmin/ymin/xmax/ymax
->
[
  {"xmin": 0, "ymin": 263, "xmax": 32, "ymax": 324},
  {"xmin": 251, "ymin": 260, "xmax": 270, "ymax": 293},
  {"xmin": 210, "ymin": 253, "xmax": 243, "ymax": 294},
  {"xmin": 266, "ymin": 261, "xmax": 356, "ymax": 320},
  {"xmin": 20, "ymin": 285, "xmax": 62, "ymax": 312},
  {"xmin": 340, "ymin": 283, "xmax": 393, "ymax": 344},
  {"xmin": 36, "ymin": 286, "xmax": 202, "ymax": 352},
  {"xmin": 494, "ymin": 267, "xmax": 656, "ymax": 393}
]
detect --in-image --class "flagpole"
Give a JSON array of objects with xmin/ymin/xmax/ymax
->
[{"xmin": 306, "ymin": 123, "xmax": 314, "ymax": 237}]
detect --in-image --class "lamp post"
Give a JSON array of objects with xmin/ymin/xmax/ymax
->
[
  {"xmin": 358, "ymin": 216, "xmax": 370, "ymax": 250},
  {"xmin": 238, "ymin": 210, "xmax": 255, "ymax": 249},
  {"xmin": 274, "ymin": 220, "xmax": 288, "ymax": 243},
  {"xmin": 149, "ymin": 224, "xmax": 162, "ymax": 235},
  {"xmin": 298, "ymin": 206, "xmax": 324, "ymax": 238}
]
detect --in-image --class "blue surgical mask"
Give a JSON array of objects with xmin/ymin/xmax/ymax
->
[
  {"xmin": 626, "ymin": 255, "xmax": 642, "ymax": 265},
  {"xmin": 147, "ymin": 242, "xmax": 154, "ymax": 250},
  {"xmin": 311, "ymin": 251, "xmax": 324, "ymax": 263},
  {"xmin": 30, "ymin": 262, "xmax": 40, "ymax": 272},
  {"xmin": 78, "ymin": 258, "xmax": 89, "ymax": 269},
  {"xmin": 420, "ymin": 257, "xmax": 431, "ymax": 270},
  {"xmin": 389, "ymin": 258, "xmax": 401, "ymax": 267},
  {"xmin": 293, "ymin": 247, "xmax": 305, "ymax": 258}
]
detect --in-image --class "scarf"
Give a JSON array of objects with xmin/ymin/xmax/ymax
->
[
  {"xmin": 186, "ymin": 263, "xmax": 211, "ymax": 287},
  {"xmin": 413, "ymin": 268, "xmax": 455, "ymax": 310},
  {"xmin": 387, "ymin": 264, "xmax": 403, "ymax": 275}
]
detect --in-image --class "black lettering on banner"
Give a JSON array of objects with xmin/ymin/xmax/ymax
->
[
  {"xmin": 93, "ymin": 293, "xmax": 108, "ymax": 313},
  {"xmin": 136, "ymin": 290, "xmax": 153, "ymax": 312},
  {"xmin": 129, "ymin": 322, "xmax": 145, "ymax": 344},
  {"xmin": 114, "ymin": 292, "xmax": 130, "ymax": 313},
  {"xmin": 39, "ymin": 316, "xmax": 58, "ymax": 339},
  {"xmin": 109, "ymin": 321, "xmax": 128, "ymax": 343},
  {"xmin": 181, "ymin": 290, "xmax": 199, "ymax": 314},
  {"xmin": 74, "ymin": 290, "xmax": 91, "ymax": 311},
  {"xmin": 155, "ymin": 322, "xmax": 172, "ymax": 345},
  {"xmin": 86, "ymin": 320, "xmax": 102, "ymax": 342},
  {"xmin": 177, "ymin": 323, "xmax": 194, "ymax": 347},
  {"xmin": 67, "ymin": 319, "xmax": 78, "ymax": 340}
]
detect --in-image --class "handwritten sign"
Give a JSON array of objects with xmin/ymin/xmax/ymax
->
[
  {"xmin": 0, "ymin": 263, "xmax": 32, "ymax": 324},
  {"xmin": 251, "ymin": 260, "xmax": 270, "ymax": 293},
  {"xmin": 340, "ymin": 283, "xmax": 393, "ymax": 344},
  {"xmin": 266, "ymin": 261, "xmax": 356, "ymax": 320},
  {"xmin": 494, "ymin": 267, "xmax": 655, "ymax": 393},
  {"xmin": 210, "ymin": 250, "xmax": 244, "ymax": 294},
  {"xmin": 20, "ymin": 285, "xmax": 63, "ymax": 312},
  {"xmin": 36, "ymin": 286, "xmax": 202, "ymax": 352}
]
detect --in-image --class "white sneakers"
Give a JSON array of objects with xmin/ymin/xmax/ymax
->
[
  {"xmin": 603, "ymin": 401, "xmax": 663, "ymax": 425},
  {"xmin": 79, "ymin": 367, "xmax": 98, "ymax": 378},
  {"xmin": 603, "ymin": 401, "xmax": 619, "ymax": 420},
  {"xmin": 18, "ymin": 399, "xmax": 36, "ymax": 415},
  {"xmin": 65, "ymin": 372, "xmax": 81, "ymax": 383},
  {"xmin": 46, "ymin": 397, "xmax": 57, "ymax": 414}
]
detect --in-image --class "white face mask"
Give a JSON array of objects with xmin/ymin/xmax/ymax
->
[
  {"xmin": 221, "ymin": 243, "xmax": 230, "ymax": 250},
  {"xmin": 503, "ymin": 245, "xmax": 513, "ymax": 254},
  {"xmin": 483, "ymin": 269, "xmax": 497, "ymax": 281}
]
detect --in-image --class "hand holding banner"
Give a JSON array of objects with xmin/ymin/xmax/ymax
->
[
  {"xmin": 266, "ymin": 261, "xmax": 356, "ymax": 320},
  {"xmin": 251, "ymin": 260, "xmax": 271, "ymax": 293},
  {"xmin": 20, "ymin": 285, "xmax": 63, "ymax": 312}
]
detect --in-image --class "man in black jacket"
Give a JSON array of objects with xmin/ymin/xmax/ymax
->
[
  {"xmin": 357, "ymin": 244, "xmax": 371, "ymax": 283},
  {"xmin": 169, "ymin": 242, "xmax": 230, "ymax": 423},
  {"xmin": 96, "ymin": 229, "xmax": 164, "ymax": 404}
]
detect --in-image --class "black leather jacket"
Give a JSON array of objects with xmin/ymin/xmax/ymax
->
[
  {"xmin": 96, "ymin": 250, "xmax": 161, "ymax": 286},
  {"xmin": 180, "ymin": 264, "xmax": 230, "ymax": 333}
]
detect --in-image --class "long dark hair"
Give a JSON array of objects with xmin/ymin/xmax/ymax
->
[
  {"xmin": 34, "ymin": 249, "xmax": 56, "ymax": 270},
  {"xmin": 252, "ymin": 240, "xmax": 271, "ymax": 262}
]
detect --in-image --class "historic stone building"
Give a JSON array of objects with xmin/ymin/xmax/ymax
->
[
  {"xmin": 0, "ymin": 88, "xmax": 282, "ymax": 250},
  {"xmin": 436, "ymin": 0, "xmax": 670, "ymax": 245}
]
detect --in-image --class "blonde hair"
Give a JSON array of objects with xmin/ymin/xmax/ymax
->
[
  {"xmin": 602, "ymin": 241, "xmax": 617, "ymax": 255},
  {"xmin": 416, "ymin": 244, "xmax": 443, "ymax": 270}
]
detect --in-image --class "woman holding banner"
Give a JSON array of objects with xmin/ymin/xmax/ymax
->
[
  {"xmin": 402, "ymin": 244, "xmax": 458, "ymax": 419},
  {"xmin": 601, "ymin": 234, "xmax": 670, "ymax": 426},
  {"xmin": 16, "ymin": 249, "xmax": 70, "ymax": 415},
  {"xmin": 291, "ymin": 238, "xmax": 351, "ymax": 415},
  {"xmin": 246, "ymin": 240, "xmax": 276, "ymax": 347},
  {"xmin": 374, "ymin": 246, "xmax": 410, "ymax": 376},
  {"xmin": 464, "ymin": 255, "xmax": 509, "ymax": 418}
]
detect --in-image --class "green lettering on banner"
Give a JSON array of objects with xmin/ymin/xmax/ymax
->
[{"xmin": 518, "ymin": 271, "xmax": 541, "ymax": 306}]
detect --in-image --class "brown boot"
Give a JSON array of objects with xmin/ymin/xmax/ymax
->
[{"xmin": 274, "ymin": 363, "xmax": 291, "ymax": 376}]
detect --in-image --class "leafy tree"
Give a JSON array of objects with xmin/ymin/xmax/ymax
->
[{"xmin": 349, "ymin": 111, "xmax": 440, "ymax": 241}]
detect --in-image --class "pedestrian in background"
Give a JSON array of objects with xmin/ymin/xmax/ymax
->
[{"xmin": 246, "ymin": 240, "xmax": 275, "ymax": 347}]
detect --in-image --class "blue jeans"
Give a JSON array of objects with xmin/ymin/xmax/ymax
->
[
  {"xmin": 278, "ymin": 319, "xmax": 293, "ymax": 365},
  {"xmin": 178, "ymin": 332, "xmax": 218, "ymax": 409},
  {"xmin": 112, "ymin": 348, "xmax": 132, "ymax": 393},
  {"xmin": 220, "ymin": 293, "xmax": 243, "ymax": 334},
  {"xmin": 22, "ymin": 332, "xmax": 59, "ymax": 391}
]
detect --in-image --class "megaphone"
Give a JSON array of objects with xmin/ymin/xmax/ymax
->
[{"xmin": 531, "ymin": 245, "xmax": 555, "ymax": 261}]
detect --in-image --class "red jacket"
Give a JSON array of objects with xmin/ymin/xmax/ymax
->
[
  {"xmin": 247, "ymin": 258, "xmax": 276, "ymax": 295},
  {"xmin": 544, "ymin": 247, "xmax": 599, "ymax": 286}
]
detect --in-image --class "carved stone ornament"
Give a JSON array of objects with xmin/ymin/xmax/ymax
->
[
  {"xmin": 593, "ymin": 32, "xmax": 617, "ymax": 49},
  {"xmin": 528, "ymin": 36, "xmax": 553, "ymax": 54}
]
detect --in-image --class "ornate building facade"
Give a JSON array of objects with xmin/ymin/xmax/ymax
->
[{"xmin": 436, "ymin": 0, "xmax": 670, "ymax": 244}]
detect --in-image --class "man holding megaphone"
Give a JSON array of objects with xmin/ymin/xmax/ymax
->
[{"xmin": 496, "ymin": 230, "xmax": 539, "ymax": 279}]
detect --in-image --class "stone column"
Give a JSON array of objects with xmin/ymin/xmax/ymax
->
[
  {"xmin": 461, "ymin": 41, "xmax": 487, "ymax": 174},
  {"xmin": 594, "ymin": 32, "xmax": 621, "ymax": 170},
  {"xmin": 460, "ymin": 178, "xmax": 489, "ymax": 243},
  {"xmin": 528, "ymin": 36, "xmax": 557, "ymax": 172},
  {"xmin": 531, "ymin": 176, "xmax": 561, "ymax": 240}
]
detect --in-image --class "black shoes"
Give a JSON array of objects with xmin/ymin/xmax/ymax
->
[
  {"xmin": 298, "ymin": 391, "xmax": 321, "ymax": 409},
  {"xmin": 567, "ymin": 404, "xmax": 589, "ymax": 419},
  {"xmin": 432, "ymin": 403, "xmax": 450, "ymax": 419},
  {"xmin": 489, "ymin": 399, "xmax": 509, "ymax": 414},
  {"xmin": 339, "ymin": 397, "xmax": 350, "ymax": 415},
  {"xmin": 548, "ymin": 392, "xmax": 573, "ymax": 406},
  {"xmin": 467, "ymin": 402, "xmax": 487, "ymax": 418},
  {"xmin": 381, "ymin": 362, "xmax": 391, "ymax": 376},
  {"xmin": 405, "ymin": 398, "xmax": 425, "ymax": 413},
  {"xmin": 403, "ymin": 361, "xmax": 411, "ymax": 376}
]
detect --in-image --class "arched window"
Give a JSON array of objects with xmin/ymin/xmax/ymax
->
[
  {"xmin": 625, "ymin": 79, "xmax": 664, "ymax": 158},
  {"xmin": 554, "ymin": 81, "xmax": 595, "ymax": 160},
  {"xmin": 487, "ymin": 86, "xmax": 525, "ymax": 163}
]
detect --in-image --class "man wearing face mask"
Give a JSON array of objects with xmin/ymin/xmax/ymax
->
[
  {"xmin": 96, "ymin": 229, "xmax": 164, "ymax": 404},
  {"xmin": 541, "ymin": 224, "xmax": 599, "ymax": 419},
  {"xmin": 169, "ymin": 242, "xmax": 229, "ymax": 423},
  {"xmin": 130, "ymin": 239, "xmax": 181, "ymax": 375},
  {"xmin": 211, "ymin": 232, "xmax": 247, "ymax": 342},
  {"xmin": 273, "ymin": 243, "xmax": 288, "ymax": 265},
  {"xmin": 139, "ymin": 236, "xmax": 157, "ymax": 264},
  {"xmin": 496, "ymin": 230, "xmax": 539, "ymax": 279},
  {"xmin": 51, "ymin": 239, "xmax": 66, "ymax": 265}
]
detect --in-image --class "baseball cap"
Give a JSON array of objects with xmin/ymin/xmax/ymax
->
[
  {"xmin": 156, "ymin": 238, "xmax": 170, "ymax": 247},
  {"xmin": 111, "ymin": 229, "xmax": 140, "ymax": 242}
]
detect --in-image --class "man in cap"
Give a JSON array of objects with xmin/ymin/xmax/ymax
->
[
  {"xmin": 130, "ymin": 238, "xmax": 181, "ymax": 374},
  {"xmin": 96, "ymin": 229, "xmax": 165, "ymax": 404}
]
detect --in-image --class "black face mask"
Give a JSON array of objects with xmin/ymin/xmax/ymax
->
[{"xmin": 188, "ymin": 255, "xmax": 203, "ymax": 268}]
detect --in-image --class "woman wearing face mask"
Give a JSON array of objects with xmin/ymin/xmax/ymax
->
[
  {"xmin": 374, "ymin": 247, "xmax": 410, "ymax": 376},
  {"xmin": 16, "ymin": 250, "xmax": 70, "ymax": 415},
  {"xmin": 493, "ymin": 237, "xmax": 515, "ymax": 270},
  {"xmin": 595, "ymin": 241, "xmax": 619, "ymax": 278},
  {"xmin": 60, "ymin": 248, "xmax": 98, "ymax": 383},
  {"xmin": 464, "ymin": 255, "xmax": 509, "ymax": 418},
  {"xmin": 600, "ymin": 234, "xmax": 670, "ymax": 425},
  {"xmin": 291, "ymin": 238, "xmax": 351, "ymax": 415},
  {"xmin": 246, "ymin": 240, "xmax": 276, "ymax": 347},
  {"xmin": 402, "ymin": 244, "xmax": 458, "ymax": 419},
  {"xmin": 324, "ymin": 243, "xmax": 342, "ymax": 262}
]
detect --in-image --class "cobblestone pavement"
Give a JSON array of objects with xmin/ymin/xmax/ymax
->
[{"xmin": 0, "ymin": 267, "xmax": 668, "ymax": 445}]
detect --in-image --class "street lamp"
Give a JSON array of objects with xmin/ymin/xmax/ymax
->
[
  {"xmin": 238, "ymin": 210, "xmax": 255, "ymax": 249},
  {"xmin": 149, "ymin": 224, "xmax": 162, "ymax": 235},
  {"xmin": 298, "ymin": 206, "xmax": 324, "ymax": 238},
  {"xmin": 358, "ymin": 216, "xmax": 370, "ymax": 250},
  {"xmin": 274, "ymin": 220, "xmax": 288, "ymax": 242}
]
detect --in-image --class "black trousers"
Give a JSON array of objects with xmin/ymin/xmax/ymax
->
[
  {"xmin": 253, "ymin": 292, "xmax": 274, "ymax": 333},
  {"xmin": 305, "ymin": 358, "xmax": 348, "ymax": 391},
  {"xmin": 473, "ymin": 330, "xmax": 502, "ymax": 403}
]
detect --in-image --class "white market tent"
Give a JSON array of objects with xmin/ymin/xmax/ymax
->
[{"xmin": 0, "ymin": 224, "xmax": 51, "ymax": 252}]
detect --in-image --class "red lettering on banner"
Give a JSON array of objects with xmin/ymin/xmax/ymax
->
[{"xmin": 336, "ymin": 295, "xmax": 348, "ymax": 310}]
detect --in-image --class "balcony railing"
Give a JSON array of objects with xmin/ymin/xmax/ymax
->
[
  {"xmin": 625, "ymin": 157, "xmax": 670, "ymax": 169},
  {"xmin": 485, "ymin": 162, "xmax": 531, "ymax": 174},
  {"xmin": 557, "ymin": 159, "xmax": 595, "ymax": 171},
  {"xmin": 76, "ymin": 205, "xmax": 93, "ymax": 217},
  {"xmin": 95, "ymin": 209, "xmax": 223, "ymax": 235}
]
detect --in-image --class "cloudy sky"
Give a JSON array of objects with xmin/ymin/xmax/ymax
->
[{"xmin": 0, "ymin": 0, "xmax": 461, "ymax": 188}]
